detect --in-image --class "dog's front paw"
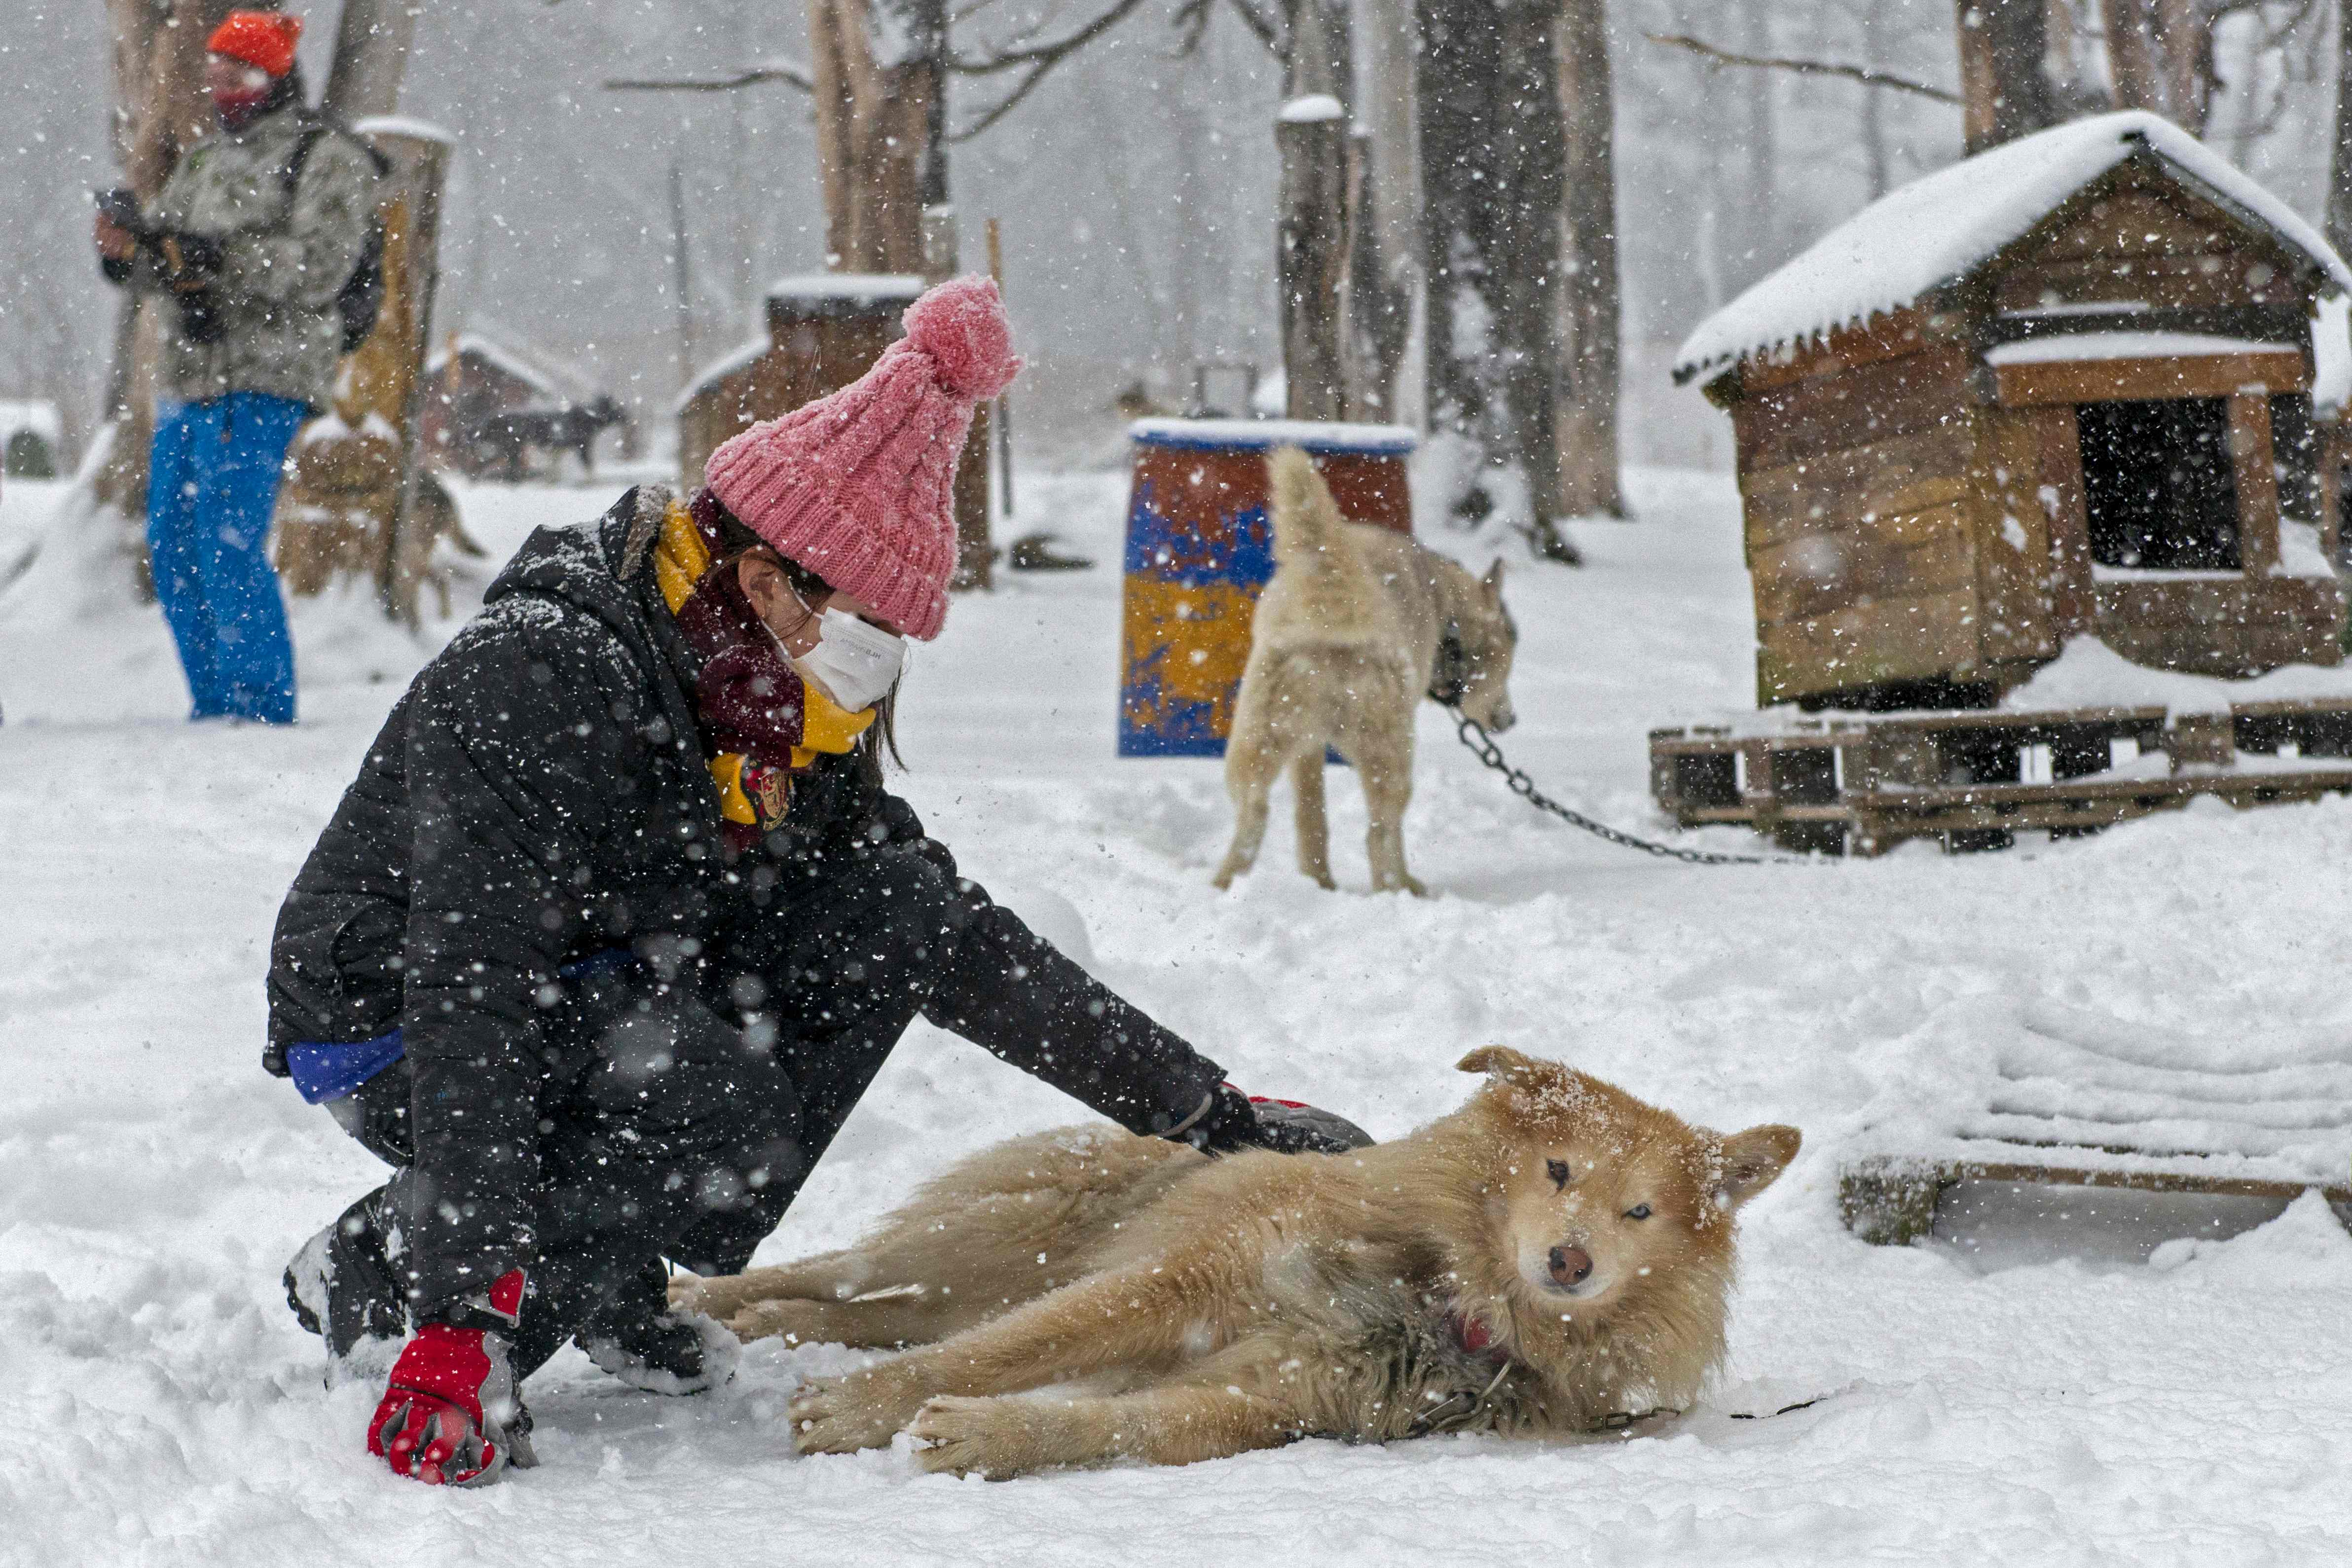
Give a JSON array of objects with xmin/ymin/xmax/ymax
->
[
  {"xmin": 790, "ymin": 1364, "xmax": 930, "ymax": 1455},
  {"xmin": 910, "ymin": 1395, "xmax": 1038, "ymax": 1479}
]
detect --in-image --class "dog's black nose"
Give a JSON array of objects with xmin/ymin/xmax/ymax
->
[{"xmin": 1548, "ymin": 1245, "xmax": 1592, "ymax": 1288}]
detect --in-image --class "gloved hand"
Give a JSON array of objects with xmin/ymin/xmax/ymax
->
[
  {"xmin": 368, "ymin": 1271, "xmax": 535, "ymax": 1486},
  {"xmin": 1176, "ymin": 1083, "xmax": 1372, "ymax": 1156},
  {"xmin": 156, "ymin": 233, "xmax": 224, "ymax": 344}
]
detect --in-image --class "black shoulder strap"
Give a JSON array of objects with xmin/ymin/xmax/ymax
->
[{"xmin": 281, "ymin": 118, "xmax": 391, "ymax": 198}]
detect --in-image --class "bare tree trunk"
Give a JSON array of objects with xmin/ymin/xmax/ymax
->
[
  {"xmin": 2102, "ymin": 0, "xmax": 2165, "ymax": 114},
  {"xmin": 1553, "ymin": 0, "xmax": 1622, "ymax": 521},
  {"xmin": 1741, "ymin": 1, "xmax": 1777, "ymax": 270},
  {"xmin": 806, "ymin": 0, "xmax": 938, "ymax": 273},
  {"xmin": 1278, "ymin": 104, "xmax": 1350, "ymax": 421},
  {"xmin": 1350, "ymin": 0, "xmax": 1419, "ymax": 424},
  {"xmin": 1860, "ymin": 0, "xmax": 1893, "ymax": 197},
  {"xmin": 2330, "ymin": 0, "xmax": 2352, "ymax": 261},
  {"xmin": 1277, "ymin": 0, "xmax": 1352, "ymax": 422},
  {"xmin": 91, "ymin": 0, "xmax": 251, "ymax": 573},
  {"xmin": 1956, "ymin": 0, "xmax": 2059, "ymax": 152},
  {"xmin": 2151, "ymin": 0, "xmax": 2213, "ymax": 134},
  {"xmin": 1419, "ymin": 0, "xmax": 1568, "ymax": 554},
  {"xmin": 324, "ymin": 0, "xmax": 422, "ymax": 120}
]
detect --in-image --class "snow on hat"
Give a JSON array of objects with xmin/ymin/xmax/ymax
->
[
  {"xmin": 208, "ymin": 10, "xmax": 303, "ymax": 77},
  {"xmin": 702, "ymin": 274, "xmax": 1020, "ymax": 642}
]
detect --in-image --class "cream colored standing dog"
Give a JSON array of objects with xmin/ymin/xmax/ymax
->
[
  {"xmin": 1212, "ymin": 447, "xmax": 1519, "ymax": 896},
  {"xmin": 675, "ymin": 1048, "xmax": 1799, "ymax": 1478}
]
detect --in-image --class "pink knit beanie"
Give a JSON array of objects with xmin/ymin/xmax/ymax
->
[{"xmin": 703, "ymin": 275, "xmax": 1021, "ymax": 641}]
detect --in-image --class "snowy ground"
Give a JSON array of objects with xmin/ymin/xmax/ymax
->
[{"xmin": 4, "ymin": 468, "xmax": 2350, "ymax": 1565}]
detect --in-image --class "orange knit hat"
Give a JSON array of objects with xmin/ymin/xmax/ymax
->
[{"xmin": 207, "ymin": 11, "xmax": 302, "ymax": 78}]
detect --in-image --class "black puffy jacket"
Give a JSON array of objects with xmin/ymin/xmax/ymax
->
[{"xmin": 267, "ymin": 486, "xmax": 1226, "ymax": 1314}]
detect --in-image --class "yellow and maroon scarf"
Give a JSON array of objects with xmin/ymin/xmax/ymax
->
[{"xmin": 652, "ymin": 494, "xmax": 874, "ymax": 846}]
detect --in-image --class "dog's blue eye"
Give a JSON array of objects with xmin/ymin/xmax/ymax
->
[
  {"xmin": 1625, "ymin": 1204, "xmax": 1652, "ymax": 1221},
  {"xmin": 1546, "ymin": 1160, "xmax": 1571, "ymax": 1189}
]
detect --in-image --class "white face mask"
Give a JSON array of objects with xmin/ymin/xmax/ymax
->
[{"xmin": 793, "ymin": 607, "xmax": 907, "ymax": 712}]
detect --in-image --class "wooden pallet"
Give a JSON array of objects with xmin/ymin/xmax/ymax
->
[
  {"xmin": 1651, "ymin": 696, "xmax": 2352, "ymax": 854},
  {"xmin": 1839, "ymin": 1003, "xmax": 2352, "ymax": 1244},
  {"xmin": 1838, "ymin": 1153, "xmax": 2352, "ymax": 1246}
]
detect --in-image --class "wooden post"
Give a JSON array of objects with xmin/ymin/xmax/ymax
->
[
  {"xmin": 1277, "ymin": 95, "xmax": 1350, "ymax": 421},
  {"xmin": 986, "ymin": 218, "xmax": 1014, "ymax": 518},
  {"xmin": 2228, "ymin": 391, "xmax": 2282, "ymax": 578},
  {"xmin": 1554, "ymin": 0, "xmax": 1625, "ymax": 520},
  {"xmin": 2033, "ymin": 403, "xmax": 2097, "ymax": 637},
  {"xmin": 271, "ymin": 126, "xmax": 451, "ymax": 627}
]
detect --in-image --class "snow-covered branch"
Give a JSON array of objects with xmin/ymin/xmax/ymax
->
[
  {"xmin": 603, "ymin": 60, "xmax": 816, "ymax": 94},
  {"xmin": 1646, "ymin": 33, "xmax": 1962, "ymax": 105}
]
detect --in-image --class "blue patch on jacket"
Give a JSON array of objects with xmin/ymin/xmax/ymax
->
[{"xmin": 285, "ymin": 1030, "xmax": 406, "ymax": 1105}]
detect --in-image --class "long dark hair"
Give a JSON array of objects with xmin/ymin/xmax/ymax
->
[{"xmin": 692, "ymin": 488, "xmax": 903, "ymax": 782}]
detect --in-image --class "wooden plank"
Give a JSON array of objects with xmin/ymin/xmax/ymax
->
[
  {"xmin": 2031, "ymin": 403, "xmax": 2096, "ymax": 636},
  {"xmin": 2093, "ymin": 576, "xmax": 2346, "ymax": 675},
  {"xmin": 1732, "ymin": 346, "xmax": 1975, "ymax": 474},
  {"xmin": 1733, "ymin": 308, "xmax": 1934, "ymax": 395},
  {"xmin": 1972, "ymin": 409, "xmax": 2060, "ymax": 662},
  {"xmin": 2228, "ymin": 391, "xmax": 2282, "ymax": 577},
  {"xmin": 1756, "ymin": 588, "xmax": 1981, "ymax": 705},
  {"xmin": 1748, "ymin": 502, "xmax": 1972, "ymax": 627},
  {"xmin": 2028, "ymin": 190, "xmax": 2236, "ymax": 263},
  {"xmin": 1994, "ymin": 255, "xmax": 2309, "ymax": 314},
  {"xmin": 1991, "ymin": 349, "xmax": 2309, "ymax": 406},
  {"xmin": 1738, "ymin": 427, "xmax": 1977, "ymax": 554}
]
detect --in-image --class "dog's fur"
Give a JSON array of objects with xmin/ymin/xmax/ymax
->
[
  {"xmin": 676, "ymin": 1049, "xmax": 1798, "ymax": 1478},
  {"xmin": 1213, "ymin": 447, "xmax": 1518, "ymax": 896}
]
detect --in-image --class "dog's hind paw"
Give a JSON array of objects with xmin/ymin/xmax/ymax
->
[
  {"xmin": 789, "ymin": 1366, "xmax": 929, "ymax": 1455},
  {"xmin": 910, "ymin": 1395, "xmax": 1037, "ymax": 1479}
]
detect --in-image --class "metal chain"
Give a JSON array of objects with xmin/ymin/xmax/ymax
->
[{"xmin": 1448, "ymin": 711, "xmax": 1800, "ymax": 868}]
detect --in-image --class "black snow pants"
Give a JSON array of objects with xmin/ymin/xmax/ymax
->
[{"xmin": 329, "ymin": 841, "xmax": 989, "ymax": 1377}]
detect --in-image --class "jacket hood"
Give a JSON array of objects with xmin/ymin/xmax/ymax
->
[{"xmin": 484, "ymin": 484, "xmax": 705, "ymax": 750}]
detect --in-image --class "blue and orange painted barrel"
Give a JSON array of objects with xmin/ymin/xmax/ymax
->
[{"xmin": 1118, "ymin": 418, "xmax": 1418, "ymax": 757}]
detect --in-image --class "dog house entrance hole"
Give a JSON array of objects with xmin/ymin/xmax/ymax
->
[{"xmin": 2076, "ymin": 397, "xmax": 2240, "ymax": 571}]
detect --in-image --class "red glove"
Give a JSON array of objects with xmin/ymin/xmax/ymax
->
[{"xmin": 368, "ymin": 1271, "xmax": 533, "ymax": 1486}]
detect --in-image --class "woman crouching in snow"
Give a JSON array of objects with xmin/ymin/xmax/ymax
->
[{"xmin": 263, "ymin": 276, "xmax": 1365, "ymax": 1486}]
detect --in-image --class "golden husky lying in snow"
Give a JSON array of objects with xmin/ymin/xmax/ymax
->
[{"xmin": 674, "ymin": 1049, "xmax": 1800, "ymax": 1478}]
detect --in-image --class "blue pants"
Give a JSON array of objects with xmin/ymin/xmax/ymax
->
[{"xmin": 146, "ymin": 392, "xmax": 307, "ymax": 723}]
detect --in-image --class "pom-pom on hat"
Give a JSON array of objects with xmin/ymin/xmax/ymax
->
[
  {"xmin": 207, "ymin": 10, "xmax": 303, "ymax": 77},
  {"xmin": 703, "ymin": 274, "xmax": 1020, "ymax": 642}
]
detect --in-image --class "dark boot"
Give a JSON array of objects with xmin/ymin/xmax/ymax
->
[
  {"xmin": 577, "ymin": 1256, "xmax": 738, "ymax": 1395},
  {"xmin": 283, "ymin": 1187, "xmax": 406, "ymax": 1381}
]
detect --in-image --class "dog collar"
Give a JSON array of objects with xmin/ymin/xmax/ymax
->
[{"xmin": 1445, "ymin": 1308, "xmax": 1502, "ymax": 1360}]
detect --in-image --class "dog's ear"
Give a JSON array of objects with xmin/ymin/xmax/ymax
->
[
  {"xmin": 1483, "ymin": 557, "xmax": 1507, "ymax": 593},
  {"xmin": 1457, "ymin": 1045, "xmax": 1550, "ymax": 1086},
  {"xmin": 1712, "ymin": 1125, "xmax": 1802, "ymax": 1212}
]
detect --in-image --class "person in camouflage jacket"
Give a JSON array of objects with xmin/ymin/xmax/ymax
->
[{"xmin": 96, "ymin": 10, "xmax": 378, "ymax": 724}]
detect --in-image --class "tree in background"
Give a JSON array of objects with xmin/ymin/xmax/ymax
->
[
  {"xmin": 1556, "ymin": 0, "xmax": 1624, "ymax": 520},
  {"xmin": 1420, "ymin": 0, "xmax": 1579, "ymax": 558}
]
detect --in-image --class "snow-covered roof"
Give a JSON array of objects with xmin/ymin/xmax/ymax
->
[
  {"xmin": 1981, "ymin": 331, "xmax": 2296, "ymax": 365},
  {"xmin": 0, "ymin": 400, "xmax": 61, "ymax": 443},
  {"xmin": 351, "ymin": 115, "xmax": 456, "ymax": 146},
  {"xmin": 1277, "ymin": 95, "xmax": 1345, "ymax": 124},
  {"xmin": 766, "ymin": 273, "xmax": 926, "ymax": 304},
  {"xmin": 676, "ymin": 334, "xmax": 773, "ymax": 412},
  {"xmin": 427, "ymin": 327, "xmax": 600, "ymax": 403},
  {"xmin": 1129, "ymin": 417, "xmax": 1416, "ymax": 455},
  {"xmin": 1674, "ymin": 111, "xmax": 2352, "ymax": 386},
  {"xmin": 2314, "ymin": 295, "xmax": 2352, "ymax": 413}
]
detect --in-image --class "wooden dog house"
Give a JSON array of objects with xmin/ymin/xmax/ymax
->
[
  {"xmin": 675, "ymin": 274, "xmax": 992, "ymax": 585},
  {"xmin": 1674, "ymin": 111, "xmax": 2352, "ymax": 711}
]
